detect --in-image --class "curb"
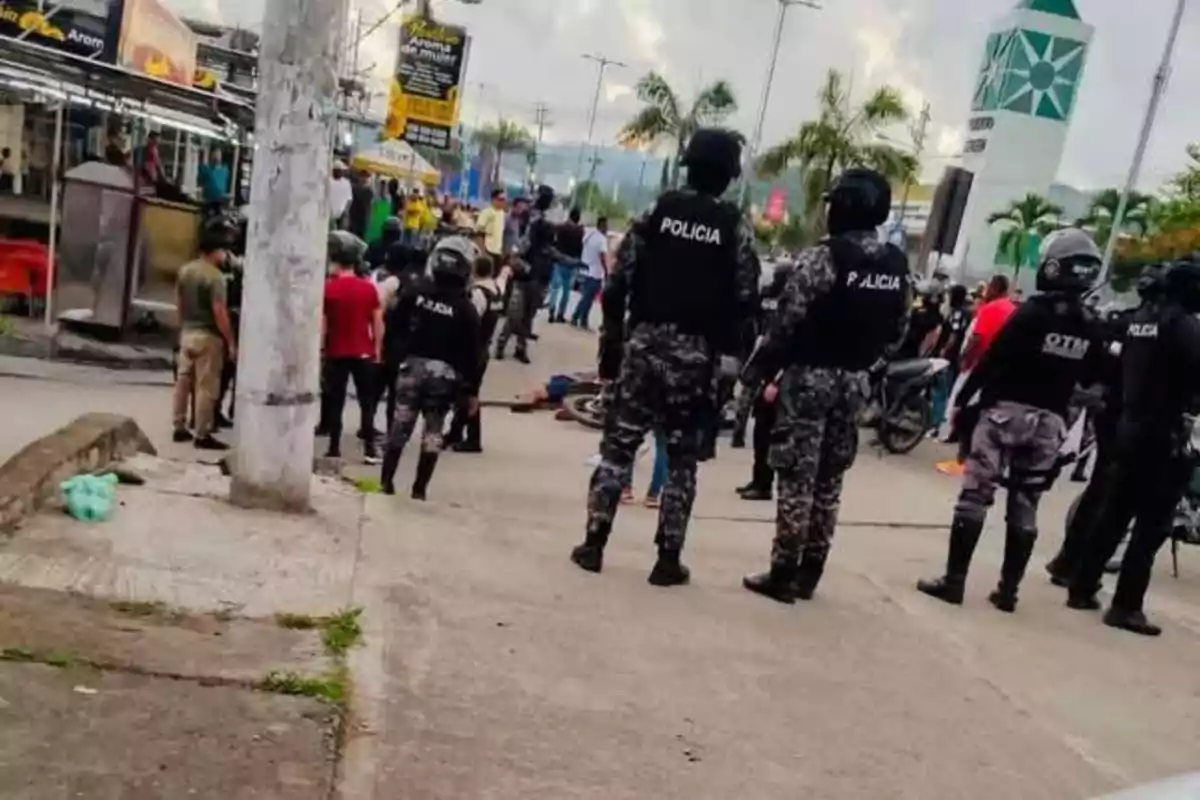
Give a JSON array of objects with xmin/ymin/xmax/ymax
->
[{"xmin": 0, "ymin": 413, "xmax": 157, "ymax": 533}]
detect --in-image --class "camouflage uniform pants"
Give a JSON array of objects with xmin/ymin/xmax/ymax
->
[
  {"xmin": 955, "ymin": 401, "xmax": 1066, "ymax": 532},
  {"xmin": 732, "ymin": 382, "xmax": 756, "ymax": 437},
  {"xmin": 586, "ymin": 325, "xmax": 713, "ymax": 552},
  {"xmin": 769, "ymin": 367, "xmax": 869, "ymax": 566},
  {"xmin": 496, "ymin": 280, "xmax": 537, "ymax": 356},
  {"xmin": 386, "ymin": 357, "xmax": 460, "ymax": 455}
]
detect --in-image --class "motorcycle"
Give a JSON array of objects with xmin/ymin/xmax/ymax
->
[{"xmin": 861, "ymin": 357, "xmax": 952, "ymax": 455}]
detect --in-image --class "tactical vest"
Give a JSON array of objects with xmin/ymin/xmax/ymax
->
[
  {"xmin": 791, "ymin": 236, "xmax": 909, "ymax": 370},
  {"xmin": 474, "ymin": 283, "xmax": 504, "ymax": 350},
  {"xmin": 389, "ymin": 280, "xmax": 471, "ymax": 366},
  {"xmin": 629, "ymin": 191, "xmax": 741, "ymax": 345}
]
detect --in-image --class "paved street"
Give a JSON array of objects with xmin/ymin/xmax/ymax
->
[{"xmin": 1, "ymin": 320, "xmax": 1199, "ymax": 799}]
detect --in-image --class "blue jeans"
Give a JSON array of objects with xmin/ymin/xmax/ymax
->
[
  {"xmin": 930, "ymin": 367, "xmax": 956, "ymax": 431},
  {"xmin": 546, "ymin": 263, "xmax": 575, "ymax": 319},
  {"xmin": 571, "ymin": 276, "xmax": 602, "ymax": 327},
  {"xmin": 624, "ymin": 430, "xmax": 668, "ymax": 497}
]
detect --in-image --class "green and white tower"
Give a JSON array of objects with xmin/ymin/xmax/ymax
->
[{"xmin": 954, "ymin": 0, "xmax": 1093, "ymax": 280}]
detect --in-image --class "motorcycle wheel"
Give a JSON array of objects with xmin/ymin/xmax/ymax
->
[
  {"xmin": 878, "ymin": 390, "xmax": 929, "ymax": 455},
  {"xmin": 562, "ymin": 394, "xmax": 606, "ymax": 431}
]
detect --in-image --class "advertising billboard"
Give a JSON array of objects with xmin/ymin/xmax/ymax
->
[
  {"xmin": 384, "ymin": 14, "xmax": 467, "ymax": 151},
  {"xmin": 116, "ymin": 0, "xmax": 196, "ymax": 87},
  {"xmin": 0, "ymin": 0, "xmax": 118, "ymax": 60}
]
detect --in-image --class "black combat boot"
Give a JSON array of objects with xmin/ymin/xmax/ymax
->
[
  {"xmin": 648, "ymin": 548, "xmax": 691, "ymax": 587},
  {"xmin": 1045, "ymin": 549, "xmax": 1071, "ymax": 588},
  {"xmin": 730, "ymin": 430, "xmax": 747, "ymax": 449},
  {"xmin": 989, "ymin": 526, "xmax": 1037, "ymax": 613},
  {"xmin": 917, "ymin": 516, "xmax": 985, "ymax": 606},
  {"xmin": 794, "ymin": 552, "xmax": 827, "ymax": 601},
  {"xmin": 410, "ymin": 452, "xmax": 439, "ymax": 500},
  {"xmin": 570, "ymin": 525, "xmax": 610, "ymax": 573},
  {"xmin": 380, "ymin": 449, "xmax": 402, "ymax": 496},
  {"xmin": 1103, "ymin": 607, "xmax": 1162, "ymax": 637},
  {"xmin": 738, "ymin": 485, "xmax": 773, "ymax": 502},
  {"xmin": 743, "ymin": 562, "xmax": 797, "ymax": 605}
]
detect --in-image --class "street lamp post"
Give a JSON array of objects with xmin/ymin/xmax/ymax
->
[
  {"xmin": 1100, "ymin": 0, "xmax": 1188, "ymax": 278},
  {"xmin": 573, "ymin": 53, "xmax": 626, "ymax": 202},
  {"xmin": 738, "ymin": 0, "xmax": 820, "ymax": 208}
]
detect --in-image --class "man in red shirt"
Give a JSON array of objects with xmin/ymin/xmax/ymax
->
[
  {"xmin": 937, "ymin": 274, "xmax": 1017, "ymax": 476},
  {"xmin": 961, "ymin": 274, "xmax": 1016, "ymax": 372},
  {"xmin": 321, "ymin": 232, "xmax": 384, "ymax": 463}
]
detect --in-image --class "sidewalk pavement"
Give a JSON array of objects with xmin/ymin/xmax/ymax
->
[{"xmin": 2, "ymin": 318, "xmax": 1199, "ymax": 798}]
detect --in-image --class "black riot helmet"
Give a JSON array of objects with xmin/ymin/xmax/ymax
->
[
  {"xmin": 382, "ymin": 216, "xmax": 403, "ymax": 236},
  {"xmin": 681, "ymin": 128, "xmax": 743, "ymax": 197},
  {"xmin": 534, "ymin": 184, "xmax": 555, "ymax": 211},
  {"xmin": 1161, "ymin": 258, "xmax": 1200, "ymax": 313},
  {"xmin": 328, "ymin": 230, "xmax": 367, "ymax": 269},
  {"xmin": 1135, "ymin": 263, "xmax": 1166, "ymax": 301},
  {"xmin": 428, "ymin": 235, "xmax": 480, "ymax": 286},
  {"xmin": 826, "ymin": 168, "xmax": 891, "ymax": 236},
  {"xmin": 1035, "ymin": 228, "xmax": 1101, "ymax": 295},
  {"xmin": 198, "ymin": 213, "xmax": 238, "ymax": 255}
]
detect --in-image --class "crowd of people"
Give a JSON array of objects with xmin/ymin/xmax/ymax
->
[{"xmin": 169, "ymin": 128, "xmax": 1200, "ymax": 641}]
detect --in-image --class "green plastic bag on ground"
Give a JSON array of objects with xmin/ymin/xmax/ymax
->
[{"xmin": 60, "ymin": 473, "xmax": 119, "ymax": 522}]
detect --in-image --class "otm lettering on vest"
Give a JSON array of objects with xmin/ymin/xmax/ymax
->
[
  {"xmin": 660, "ymin": 216, "xmax": 723, "ymax": 245},
  {"xmin": 1042, "ymin": 333, "xmax": 1090, "ymax": 360}
]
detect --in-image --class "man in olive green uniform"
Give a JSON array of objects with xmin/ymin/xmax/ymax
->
[{"xmin": 173, "ymin": 216, "xmax": 238, "ymax": 450}]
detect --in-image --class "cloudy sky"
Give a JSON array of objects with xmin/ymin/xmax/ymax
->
[{"xmin": 173, "ymin": 0, "xmax": 1199, "ymax": 192}]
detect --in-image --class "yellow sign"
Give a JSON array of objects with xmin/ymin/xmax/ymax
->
[
  {"xmin": 193, "ymin": 67, "xmax": 218, "ymax": 91},
  {"xmin": 384, "ymin": 14, "xmax": 467, "ymax": 151}
]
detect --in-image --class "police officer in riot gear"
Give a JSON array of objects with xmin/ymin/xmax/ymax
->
[
  {"xmin": 1068, "ymin": 259, "xmax": 1200, "ymax": 636},
  {"xmin": 1045, "ymin": 264, "xmax": 1165, "ymax": 587},
  {"xmin": 742, "ymin": 168, "xmax": 910, "ymax": 604},
  {"xmin": 495, "ymin": 184, "xmax": 575, "ymax": 364},
  {"xmin": 570, "ymin": 127, "xmax": 761, "ymax": 586},
  {"xmin": 380, "ymin": 236, "xmax": 481, "ymax": 500},
  {"xmin": 444, "ymin": 254, "xmax": 506, "ymax": 453},
  {"xmin": 918, "ymin": 228, "xmax": 1105, "ymax": 613}
]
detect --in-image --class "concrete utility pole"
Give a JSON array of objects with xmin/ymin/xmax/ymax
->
[
  {"xmin": 1100, "ymin": 0, "xmax": 1188, "ymax": 278},
  {"xmin": 529, "ymin": 101, "xmax": 551, "ymax": 183},
  {"xmin": 230, "ymin": 0, "xmax": 346, "ymax": 512},
  {"xmin": 738, "ymin": 0, "xmax": 821, "ymax": 207},
  {"xmin": 573, "ymin": 53, "xmax": 625, "ymax": 196}
]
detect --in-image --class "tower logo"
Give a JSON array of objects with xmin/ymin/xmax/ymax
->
[{"xmin": 972, "ymin": 28, "xmax": 1086, "ymax": 122}]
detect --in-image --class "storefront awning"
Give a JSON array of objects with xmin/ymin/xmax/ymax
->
[
  {"xmin": 0, "ymin": 34, "xmax": 253, "ymax": 132},
  {"xmin": 351, "ymin": 138, "xmax": 440, "ymax": 185}
]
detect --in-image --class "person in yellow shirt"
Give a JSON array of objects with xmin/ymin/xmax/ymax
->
[
  {"xmin": 473, "ymin": 189, "xmax": 507, "ymax": 263},
  {"xmin": 403, "ymin": 188, "xmax": 426, "ymax": 246}
]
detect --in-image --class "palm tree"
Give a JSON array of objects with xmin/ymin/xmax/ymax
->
[
  {"xmin": 755, "ymin": 69, "xmax": 918, "ymax": 233},
  {"xmin": 618, "ymin": 71, "xmax": 738, "ymax": 189},
  {"xmin": 1077, "ymin": 188, "xmax": 1155, "ymax": 247},
  {"xmin": 472, "ymin": 119, "xmax": 535, "ymax": 184},
  {"xmin": 987, "ymin": 193, "xmax": 1064, "ymax": 275}
]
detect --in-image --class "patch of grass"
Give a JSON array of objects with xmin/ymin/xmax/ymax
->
[
  {"xmin": 275, "ymin": 607, "xmax": 364, "ymax": 656},
  {"xmin": 353, "ymin": 477, "xmax": 382, "ymax": 494},
  {"xmin": 275, "ymin": 612, "xmax": 321, "ymax": 630},
  {"xmin": 110, "ymin": 600, "xmax": 184, "ymax": 623},
  {"xmin": 1, "ymin": 646, "xmax": 81, "ymax": 669},
  {"xmin": 261, "ymin": 668, "xmax": 347, "ymax": 704},
  {"xmin": 0, "ymin": 646, "xmax": 35, "ymax": 662},
  {"xmin": 320, "ymin": 607, "xmax": 363, "ymax": 656},
  {"xmin": 0, "ymin": 315, "xmax": 13, "ymax": 338}
]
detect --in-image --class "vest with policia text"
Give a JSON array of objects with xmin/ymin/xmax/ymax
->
[
  {"xmin": 629, "ymin": 190, "xmax": 742, "ymax": 350},
  {"xmin": 791, "ymin": 236, "xmax": 909, "ymax": 370}
]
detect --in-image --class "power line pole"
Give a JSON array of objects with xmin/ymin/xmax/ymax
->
[
  {"xmin": 573, "ymin": 52, "xmax": 625, "ymax": 198},
  {"xmin": 529, "ymin": 101, "xmax": 551, "ymax": 184},
  {"xmin": 1100, "ymin": 0, "xmax": 1188, "ymax": 278},
  {"xmin": 231, "ymin": 0, "xmax": 346, "ymax": 511},
  {"xmin": 738, "ymin": 0, "xmax": 821, "ymax": 207}
]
